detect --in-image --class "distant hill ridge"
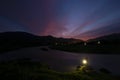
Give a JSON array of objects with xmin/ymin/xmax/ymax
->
[
  {"xmin": 88, "ymin": 33, "xmax": 120, "ymax": 41},
  {"xmin": 0, "ymin": 31, "xmax": 120, "ymax": 53},
  {"xmin": 0, "ymin": 31, "xmax": 120, "ymax": 44},
  {"xmin": 0, "ymin": 31, "xmax": 83, "ymax": 46},
  {"xmin": 87, "ymin": 33, "xmax": 120, "ymax": 45}
]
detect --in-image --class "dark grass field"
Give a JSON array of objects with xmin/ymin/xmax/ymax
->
[{"xmin": 0, "ymin": 59, "xmax": 119, "ymax": 80}]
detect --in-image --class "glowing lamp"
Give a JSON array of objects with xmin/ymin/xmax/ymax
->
[{"xmin": 82, "ymin": 58, "xmax": 88, "ymax": 65}]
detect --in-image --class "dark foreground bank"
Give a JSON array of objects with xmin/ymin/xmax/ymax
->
[{"xmin": 0, "ymin": 59, "xmax": 119, "ymax": 80}]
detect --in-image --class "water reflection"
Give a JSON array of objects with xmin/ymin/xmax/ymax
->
[{"xmin": 0, "ymin": 47, "xmax": 119, "ymax": 75}]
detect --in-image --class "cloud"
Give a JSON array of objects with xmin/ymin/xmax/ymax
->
[
  {"xmin": 0, "ymin": 0, "xmax": 120, "ymax": 40},
  {"xmin": 0, "ymin": 16, "xmax": 28, "ymax": 32},
  {"xmin": 74, "ymin": 22, "xmax": 120, "ymax": 40}
]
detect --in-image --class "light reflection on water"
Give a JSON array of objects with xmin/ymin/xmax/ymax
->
[{"xmin": 0, "ymin": 47, "xmax": 120, "ymax": 75}]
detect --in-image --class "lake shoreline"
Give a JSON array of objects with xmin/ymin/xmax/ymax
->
[
  {"xmin": 50, "ymin": 45, "xmax": 120, "ymax": 54},
  {"xmin": 0, "ymin": 46, "xmax": 120, "ymax": 75}
]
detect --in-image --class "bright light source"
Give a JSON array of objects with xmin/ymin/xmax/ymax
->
[
  {"xmin": 84, "ymin": 42, "xmax": 87, "ymax": 46},
  {"xmin": 98, "ymin": 41, "xmax": 101, "ymax": 44},
  {"xmin": 82, "ymin": 58, "xmax": 87, "ymax": 65}
]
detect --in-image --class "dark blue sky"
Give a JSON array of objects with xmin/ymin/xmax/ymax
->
[{"xmin": 0, "ymin": 0, "xmax": 120, "ymax": 40}]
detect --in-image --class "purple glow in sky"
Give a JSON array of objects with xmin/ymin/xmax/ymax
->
[{"xmin": 0, "ymin": 0, "xmax": 120, "ymax": 40}]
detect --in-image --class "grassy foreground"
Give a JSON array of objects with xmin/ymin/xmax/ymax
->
[{"xmin": 0, "ymin": 59, "xmax": 119, "ymax": 80}]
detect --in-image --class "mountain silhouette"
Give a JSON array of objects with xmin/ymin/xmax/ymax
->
[
  {"xmin": 87, "ymin": 33, "xmax": 120, "ymax": 45},
  {"xmin": 0, "ymin": 31, "xmax": 83, "ymax": 53}
]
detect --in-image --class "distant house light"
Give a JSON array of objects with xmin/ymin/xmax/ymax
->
[
  {"xmin": 55, "ymin": 43, "xmax": 58, "ymax": 45},
  {"xmin": 98, "ymin": 41, "xmax": 101, "ymax": 44},
  {"xmin": 84, "ymin": 42, "xmax": 87, "ymax": 46}
]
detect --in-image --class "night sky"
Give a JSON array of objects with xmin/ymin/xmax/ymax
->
[{"xmin": 0, "ymin": 0, "xmax": 120, "ymax": 40}]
